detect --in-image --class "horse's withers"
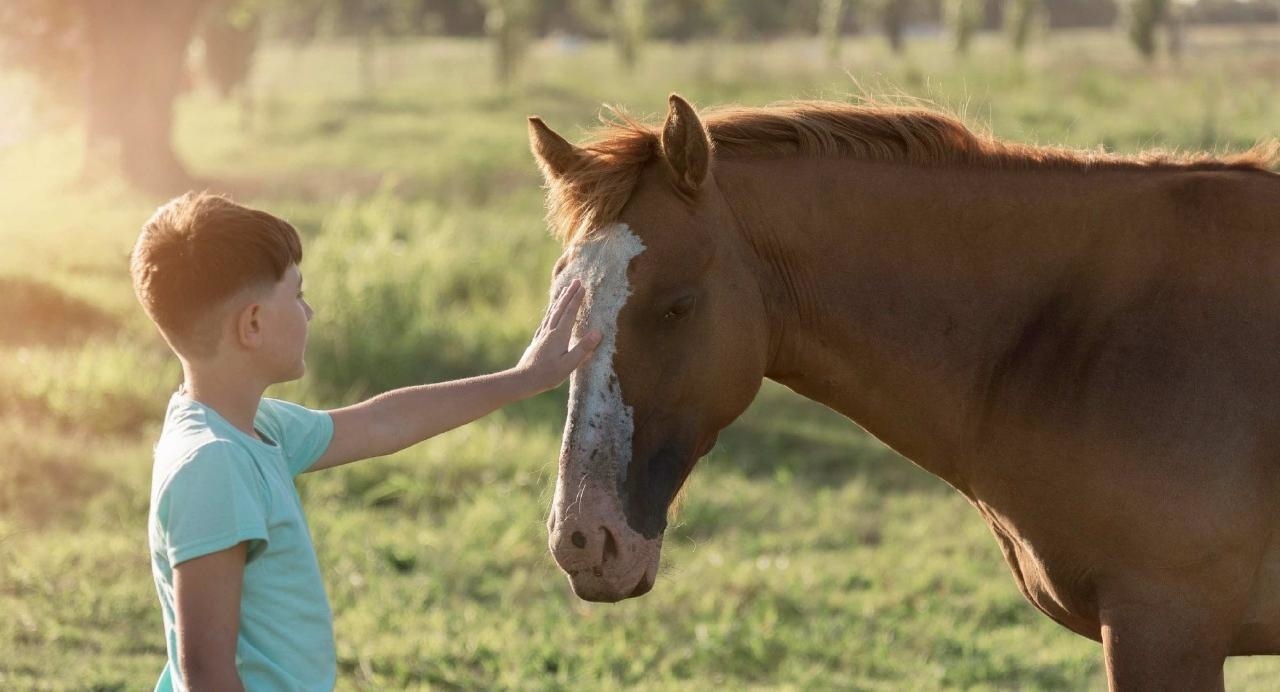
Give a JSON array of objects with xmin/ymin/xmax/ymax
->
[{"xmin": 546, "ymin": 224, "xmax": 661, "ymax": 601}]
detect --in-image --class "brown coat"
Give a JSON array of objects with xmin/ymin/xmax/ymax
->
[{"xmin": 532, "ymin": 95, "xmax": 1280, "ymax": 690}]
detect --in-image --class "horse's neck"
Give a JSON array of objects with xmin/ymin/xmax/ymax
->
[{"xmin": 720, "ymin": 157, "xmax": 1103, "ymax": 487}]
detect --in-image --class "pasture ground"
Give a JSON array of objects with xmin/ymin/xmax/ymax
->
[{"xmin": 2, "ymin": 27, "xmax": 1279, "ymax": 689}]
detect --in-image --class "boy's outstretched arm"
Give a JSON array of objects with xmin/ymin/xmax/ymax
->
[{"xmin": 307, "ymin": 279, "xmax": 601, "ymax": 473}]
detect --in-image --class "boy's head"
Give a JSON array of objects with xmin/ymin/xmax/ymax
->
[{"xmin": 131, "ymin": 192, "xmax": 314, "ymax": 380}]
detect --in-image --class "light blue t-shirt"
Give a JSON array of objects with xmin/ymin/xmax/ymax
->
[{"xmin": 149, "ymin": 392, "xmax": 335, "ymax": 691}]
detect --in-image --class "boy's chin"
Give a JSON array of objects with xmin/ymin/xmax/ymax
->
[{"xmin": 274, "ymin": 360, "xmax": 307, "ymax": 384}]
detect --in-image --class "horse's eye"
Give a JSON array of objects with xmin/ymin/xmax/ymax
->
[{"xmin": 663, "ymin": 295, "xmax": 696, "ymax": 321}]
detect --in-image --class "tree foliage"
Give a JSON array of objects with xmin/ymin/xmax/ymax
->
[
  {"xmin": 1125, "ymin": 0, "xmax": 1167, "ymax": 59},
  {"xmin": 201, "ymin": 1, "xmax": 261, "ymax": 98},
  {"xmin": 1, "ymin": 0, "xmax": 211, "ymax": 190},
  {"xmin": 0, "ymin": 0, "xmax": 85, "ymax": 102}
]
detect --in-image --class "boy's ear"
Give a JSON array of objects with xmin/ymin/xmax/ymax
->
[{"xmin": 235, "ymin": 302, "xmax": 264, "ymax": 348}]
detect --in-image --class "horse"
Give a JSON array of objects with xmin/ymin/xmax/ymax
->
[{"xmin": 528, "ymin": 94, "xmax": 1280, "ymax": 689}]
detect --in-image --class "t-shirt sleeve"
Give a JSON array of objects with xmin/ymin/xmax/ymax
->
[
  {"xmin": 158, "ymin": 441, "xmax": 270, "ymax": 567},
  {"xmin": 257, "ymin": 398, "xmax": 334, "ymax": 476}
]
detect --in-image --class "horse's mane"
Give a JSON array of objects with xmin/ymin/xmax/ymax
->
[{"xmin": 543, "ymin": 100, "xmax": 1279, "ymax": 245}]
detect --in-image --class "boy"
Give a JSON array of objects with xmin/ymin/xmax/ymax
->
[{"xmin": 130, "ymin": 192, "xmax": 600, "ymax": 691}]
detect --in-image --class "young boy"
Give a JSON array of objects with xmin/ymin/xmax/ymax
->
[{"xmin": 130, "ymin": 192, "xmax": 600, "ymax": 691}]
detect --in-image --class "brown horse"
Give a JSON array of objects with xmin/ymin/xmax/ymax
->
[{"xmin": 529, "ymin": 94, "xmax": 1279, "ymax": 689}]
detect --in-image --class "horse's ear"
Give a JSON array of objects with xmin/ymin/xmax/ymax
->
[
  {"xmin": 660, "ymin": 94, "xmax": 711, "ymax": 194},
  {"xmin": 528, "ymin": 116, "xmax": 585, "ymax": 181}
]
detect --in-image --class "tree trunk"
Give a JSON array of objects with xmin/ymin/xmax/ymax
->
[
  {"xmin": 358, "ymin": 29, "xmax": 377, "ymax": 97},
  {"xmin": 883, "ymin": 0, "xmax": 907, "ymax": 54},
  {"xmin": 820, "ymin": 0, "xmax": 845, "ymax": 65},
  {"xmin": 1166, "ymin": 5, "xmax": 1185, "ymax": 63},
  {"xmin": 81, "ymin": 0, "xmax": 208, "ymax": 192}
]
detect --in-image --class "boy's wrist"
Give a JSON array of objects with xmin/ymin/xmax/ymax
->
[{"xmin": 507, "ymin": 365, "xmax": 548, "ymax": 399}]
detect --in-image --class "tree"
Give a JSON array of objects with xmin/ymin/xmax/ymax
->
[
  {"xmin": 572, "ymin": 0, "xmax": 647, "ymax": 70},
  {"xmin": 613, "ymin": 0, "xmax": 646, "ymax": 71},
  {"xmin": 1005, "ymin": 0, "xmax": 1042, "ymax": 53},
  {"xmin": 0, "ymin": 1, "xmax": 83, "ymax": 101},
  {"xmin": 1166, "ymin": 0, "xmax": 1187, "ymax": 61},
  {"xmin": 201, "ymin": 1, "xmax": 261, "ymax": 99},
  {"xmin": 0, "ymin": 0, "xmax": 211, "ymax": 192},
  {"xmin": 1125, "ymin": 0, "xmax": 1167, "ymax": 60},
  {"xmin": 84, "ymin": 0, "xmax": 212, "ymax": 191},
  {"xmin": 1123, "ymin": 0, "xmax": 1192, "ymax": 62},
  {"xmin": 866, "ymin": 0, "xmax": 911, "ymax": 53},
  {"xmin": 200, "ymin": 0, "xmax": 261, "ymax": 134},
  {"xmin": 819, "ymin": 0, "xmax": 846, "ymax": 65},
  {"xmin": 332, "ymin": 0, "xmax": 422, "ymax": 96},
  {"xmin": 944, "ymin": 0, "xmax": 983, "ymax": 54},
  {"xmin": 481, "ymin": 0, "xmax": 535, "ymax": 86}
]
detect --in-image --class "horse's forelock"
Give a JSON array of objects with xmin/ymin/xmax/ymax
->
[{"xmin": 543, "ymin": 118, "xmax": 660, "ymax": 246}]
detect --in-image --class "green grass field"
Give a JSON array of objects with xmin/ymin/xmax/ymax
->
[{"xmin": 2, "ymin": 27, "xmax": 1279, "ymax": 689}]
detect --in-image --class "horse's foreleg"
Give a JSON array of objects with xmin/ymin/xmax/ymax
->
[{"xmin": 1099, "ymin": 592, "xmax": 1234, "ymax": 692}]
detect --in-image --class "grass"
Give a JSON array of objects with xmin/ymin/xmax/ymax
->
[{"xmin": 2, "ymin": 27, "xmax": 1279, "ymax": 689}]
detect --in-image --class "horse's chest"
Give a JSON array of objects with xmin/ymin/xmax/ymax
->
[{"xmin": 976, "ymin": 502, "xmax": 1102, "ymax": 641}]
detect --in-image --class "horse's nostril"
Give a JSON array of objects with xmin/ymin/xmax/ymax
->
[
  {"xmin": 601, "ymin": 527, "xmax": 620, "ymax": 562},
  {"xmin": 570, "ymin": 531, "xmax": 587, "ymax": 549}
]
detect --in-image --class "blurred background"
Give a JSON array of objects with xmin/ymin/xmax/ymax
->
[{"xmin": 1, "ymin": 0, "xmax": 1277, "ymax": 688}]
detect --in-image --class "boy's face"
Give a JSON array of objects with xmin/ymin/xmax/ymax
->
[{"xmin": 256, "ymin": 263, "xmax": 314, "ymax": 382}]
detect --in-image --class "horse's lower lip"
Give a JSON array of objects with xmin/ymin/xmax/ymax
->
[
  {"xmin": 628, "ymin": 571, "xmax": 654, "ymax": 598},
  {"xmin": 564, "ymin": 554, "xmax": 659, "ymax": 602},
  {"xmin": 573, "ymin": 571, "xmax": 652, "ymax": 602}
]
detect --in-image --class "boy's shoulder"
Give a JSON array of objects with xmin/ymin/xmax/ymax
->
[
  {"xmin": 152, "ymin": 393, "xmax": 332, "ymax": 483},
  {"xmin": 253, "ymin": 397, "xmax": 312, "ymax": 437},
  {"xmin": 152, "ymin": 397, "xmax": 258, "ymax": 490},
  {"xmin": 253, "ymin": 397, "xmax": 334, "ymax": 476}
]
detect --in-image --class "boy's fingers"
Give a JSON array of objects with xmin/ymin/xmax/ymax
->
[
  {"xmin": 539, "ymin": 284, "xmax": 570, "ymax": 332},
  {"xmin": 545, "ymin": 284, "xmax": 573, "ymax": 330},
  {"xmin": 550, "ymin": 299, "xmax": 588, "ymax": 352},
  {"xmin": 565, "ymin": 330, "xmax": 602, "ymax": 366},
  {"xmin": 548, "ymin": 281, "xmax": 584, "ymax": 332}
]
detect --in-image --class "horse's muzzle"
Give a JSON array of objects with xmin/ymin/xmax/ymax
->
[{"xmin": 548, "ymin": 507, "xmax": 662, "ymax": 602}]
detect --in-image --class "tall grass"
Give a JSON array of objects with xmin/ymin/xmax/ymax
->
[{"xmin": 2, "ymin": 29, "xmax": 1278, "ymax": 689}]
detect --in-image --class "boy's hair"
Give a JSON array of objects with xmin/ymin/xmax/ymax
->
[{"xmin": 130, "ymin": 192, "xmax": 303, "ymax": 358}]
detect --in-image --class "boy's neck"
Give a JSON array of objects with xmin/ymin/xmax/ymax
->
[{"xmin": 181, "ymin": 361, "xmax": 269, "ymax": 441}]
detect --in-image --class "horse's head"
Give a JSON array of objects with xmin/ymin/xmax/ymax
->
[{"xmin": 529, "ymin": 95, "xmax": 770, "ymax": 601}]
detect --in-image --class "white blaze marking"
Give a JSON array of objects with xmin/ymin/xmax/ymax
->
[{"xmin": 554, "ymin": 223, "xmax": 646, "ymax": 489}]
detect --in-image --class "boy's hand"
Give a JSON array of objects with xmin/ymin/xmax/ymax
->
[
  {"xmin": 309, "ymin": 279, "xmax": 602, "ymax": 473},
  {"xmin": 518, "ymin": 279, "xmax": 602, "ymax": 393}
]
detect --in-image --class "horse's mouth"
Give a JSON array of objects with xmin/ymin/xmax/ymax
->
[
  {"xmin": 569, "ymin": 554, "xmax": 659, "ymax": 602},
  {"xmin": 628, "ymin": 571, "xmax": 654, "ymax": 598}
]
